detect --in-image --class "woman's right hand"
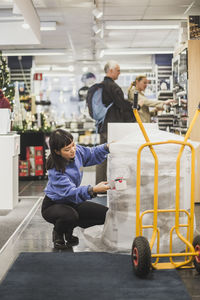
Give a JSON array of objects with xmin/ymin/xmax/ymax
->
[{"xmin": 93, "ymin": 181, "xmax": 110, "ymax": 194}]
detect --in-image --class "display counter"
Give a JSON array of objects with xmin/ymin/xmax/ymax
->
[{"xmin": 0, "ymin": 133, "xmax": 20, "ymax": 209}]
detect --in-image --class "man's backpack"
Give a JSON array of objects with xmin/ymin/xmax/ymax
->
[{"xmin": 86, "ymin": 82, "xmax": 112, "ymax": 129}]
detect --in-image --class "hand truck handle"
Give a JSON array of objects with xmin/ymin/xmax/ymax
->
[{"xmin": 132, "ymin": 91, "xmax": 140, "ymax": 110}]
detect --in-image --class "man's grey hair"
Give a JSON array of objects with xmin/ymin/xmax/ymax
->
[{"xmin": 104, "ymin": 60, "xmax": 119, "ymax": 73}]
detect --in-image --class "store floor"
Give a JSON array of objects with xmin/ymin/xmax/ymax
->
[{"xmin": 0, "ymin": 167, "xmax": 200, "ymax": 299}]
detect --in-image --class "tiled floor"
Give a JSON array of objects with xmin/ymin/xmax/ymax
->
[{"xmin": 1, "ymin": 169, "xmax": 200, "ymax": 299}]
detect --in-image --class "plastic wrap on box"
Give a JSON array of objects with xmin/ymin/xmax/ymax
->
[
  {"xmin": 80, "ymin": 124, "xmax": 199, "ymax": 253},
  {"xmin": 101, "ymin": 124, "xmax": 199, "ymax": 253}
]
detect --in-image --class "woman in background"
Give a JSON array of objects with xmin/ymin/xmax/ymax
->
[{"xmin": 128, "ymin": 75, "xmax": 174, "ymax": 123}]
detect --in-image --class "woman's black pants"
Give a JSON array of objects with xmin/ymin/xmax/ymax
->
[{"xmin": 41, "ymin": 195, "xmax": 108, "ymax": 234}]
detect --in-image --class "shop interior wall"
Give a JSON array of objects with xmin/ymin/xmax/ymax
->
[{"xmin": 188, "ymin": 40, "xmax": 200, "ymax": 203}]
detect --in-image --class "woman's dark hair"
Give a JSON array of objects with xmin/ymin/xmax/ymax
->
[{"xmin": 46, "ymin": 129, "xmax": 74, "ymax": 173}]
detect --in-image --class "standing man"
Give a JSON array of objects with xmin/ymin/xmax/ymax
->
[{"xmin": 96, "ymin": 60, "xmax": 135, "ymax": 184}]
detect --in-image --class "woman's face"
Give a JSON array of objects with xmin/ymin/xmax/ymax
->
[
  {"xmin": 136, "ymin": 77, "xmax": 148, "ymax": 91},
  {"xmin": 56, "ymin": 141, "xmax": 76, "ymax": 160}
]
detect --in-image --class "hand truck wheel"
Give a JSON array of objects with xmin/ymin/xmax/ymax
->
[
  {"xmin": 193, "ymin": 235, "xmax": 200, "ymax": 273},
  {"xmin": 131, "ymin": 236, "xmax": 151, "ymax": 277}
]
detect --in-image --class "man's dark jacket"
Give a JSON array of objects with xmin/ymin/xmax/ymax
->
[{"xmin": 100, "ymin": 76, "xmax": 135, "ymax": 133}]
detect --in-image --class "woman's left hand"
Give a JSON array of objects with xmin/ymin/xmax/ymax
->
[
  {"xmin": 165, "ymin": 99, "xmax": 175, "ymax": 105},
  {"xmin": 107, "ymin": 140, "xmax": 116, "ymax": 150}
]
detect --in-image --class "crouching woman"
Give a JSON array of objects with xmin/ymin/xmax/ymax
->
[{"xmin": 41, "ymin": 129, "xmax": 110, "ymax": 249}]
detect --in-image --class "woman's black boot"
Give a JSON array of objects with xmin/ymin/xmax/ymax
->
[
  {"xmin": 65, "ymin": 229, "xmax": 79, "ymax": 246},
  {"xmin": 52, "ymin": 229, "xmax": 66, "ymax": 249}
]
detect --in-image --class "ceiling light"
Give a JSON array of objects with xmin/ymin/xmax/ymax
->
[
  {"xmin": 82, "ymin": 66, "xmax": 88, "ymax": 72},
  {"xmin": 92, "ymin": 24, "xmax": 101, "ymax": 34},
  {"xmin": 68, "ymin": 65, "xmax": 74, "ymax": 72},
  {"xmin": 0, "ymin": 16, "xmax": 24, "ymax": 21},
  {"xmin": 35, "ymin": 66, "xmax": 50, "ymax": 71},
  {"xmin": 2, "ymin": 49, "xmax": 66, "ymax": 56},
  {"xmin": 99, "ymin": 50, "xmax": 104, "ymax": 58},
  {"xmin": 100, "ymin": 48, "xmax": 174, "ymax": 57},
  {"xmin": 22, "ymin": 22, "xmax": 30, "ymax": 29},
  {"xmin": 116, "ymin": 72, "xmax": 150, "ymax": 76},
  {"xmin": 92, "ymin": 8, "xmax": 103, "ymax": 19},
  {"xmin": 120, "ymin": 65, "xmax": 153, "ymax": 70},
  {"xmin": 106, "ymin": 25, "xmax": 179, "ymax": 30},
  {"xmin": 100, "ymin": 64, "xmax": 152, "ymax": 70},
  {"xmin": 105, "ymin": 21, "xmax": 180, "ymax": 30},
  {"xmin": 52, "ymin": 67, "xmax": 70, "ymax": 71},
  {"xmin": 35, "ymin": 66, "xmax": 74, "ymax": 72},
  {"xmin": 43, "ymin": 73, "xmax": 75, "ymax": 77},
  {"xmin": 40, "ymin": 21, "xmax": 56, "ymax": 31},
  {"xmin": 13, "ymin": 2, "xmax": 21, "ymax": 15}
]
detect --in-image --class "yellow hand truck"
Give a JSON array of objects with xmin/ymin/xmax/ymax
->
[{"xmin": 131, "ymin": 91, "xmax": 200, "ymax": 277}]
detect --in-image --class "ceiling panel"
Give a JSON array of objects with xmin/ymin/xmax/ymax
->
[
  {"xmin": 103, "ymin": 6, "xmax": 147, "ymax": 18},
  {"xmin": 160, "ymin": 30, "xmax": 180, "ymax": 47},
  {"xmin": 0, "ymin": 0, "xmax": 194, "ymax": 71},
  {"xmin": 144, "ymin": 6, "xmax": 189, "ymax": 19}
]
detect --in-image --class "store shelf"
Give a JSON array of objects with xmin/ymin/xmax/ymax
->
[
  {"xmin": 9, "ymin": 68, "xmax": 31, "ymax": 94},
  {"xmin": 65, "ymin": 120, "xmax": 100, "ymax": 145},
  {"xmin": 156, "ymin": 65, "xmax": 172, "ymax": 93}
]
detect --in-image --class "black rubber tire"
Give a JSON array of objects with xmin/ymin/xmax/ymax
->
[
  {"xmin": 131, "ymin": 236, "xmax": 151, "ymax": 278},
  {"xmin": 193, "ymin": 235, "xmax": 200, "ymax": 273}
]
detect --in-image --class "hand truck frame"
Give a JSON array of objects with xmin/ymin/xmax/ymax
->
[{"xmin": 131, "ymin": 92, "xmax": 200, "ymax": 277}]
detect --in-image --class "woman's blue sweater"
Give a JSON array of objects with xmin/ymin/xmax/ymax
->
[{"xmin": 44, "ymin": 144, "xmax": 109, "ymax": 204}]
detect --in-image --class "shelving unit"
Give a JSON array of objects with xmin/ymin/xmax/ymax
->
[
  {"xmin": 156, "ymin": 65, "xmax": 172, "ymax": 92},
  {"xmin": 156, "ymin": 50, "xmax": 187, "ymax": 134},
  {"xmin": 171, "ymin": 48, "xmax": 188, "ymax": 134},
  {"xmin": 9, "ymin": 69, "xmax": 31, "ymax": 94},
  {"xmin": 65, "ymin": 120, "xmax": 100, "ymax": 146},
  {"xmin": 20, "ymin": 96, "xmax": 32, "ymax": 112},
  {"xmin": 146, "ymin": 72, "xmax": 157, "ymax": 100}
]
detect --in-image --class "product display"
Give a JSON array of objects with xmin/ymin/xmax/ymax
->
[
  {"xmin": 18, "ymin": 131, "xmax": 46, "ymax": 180},
  {"xmin": 19, "ymin": 146, "xmax": 44, "ymax": 177}
]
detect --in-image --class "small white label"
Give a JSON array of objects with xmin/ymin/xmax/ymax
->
[{"xmin": 114, "ymin": 178, "xmax": 127, "ymax": 191}]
